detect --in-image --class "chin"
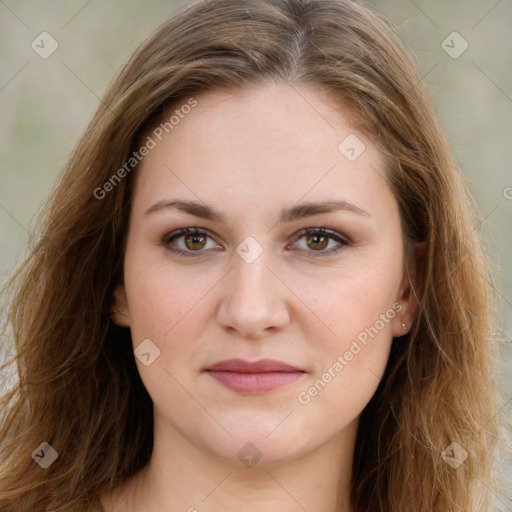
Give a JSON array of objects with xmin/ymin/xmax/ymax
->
[{"xmin": 195, "ymin": 417, "xmax": 318, "ymax": 467}]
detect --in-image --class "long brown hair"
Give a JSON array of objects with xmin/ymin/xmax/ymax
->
[{"xmin": 0, "ymin": 0, "xmax": 502, "ymax": 510}]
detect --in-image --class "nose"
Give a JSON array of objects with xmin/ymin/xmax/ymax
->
[{"xmin": 216, "ymin": 246, "xmax": 291, "ymax": 340}]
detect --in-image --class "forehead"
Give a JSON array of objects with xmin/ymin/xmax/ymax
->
[{"xmin": 133, "ymin": 82, "xmax": 396, "ymax": 222}]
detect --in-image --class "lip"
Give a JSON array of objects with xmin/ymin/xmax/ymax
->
[{"xmin": 204, "ymin": 358, "xmax": 306, "ymax": 394}]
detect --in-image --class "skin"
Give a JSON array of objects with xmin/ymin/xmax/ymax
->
[{"xmin": 103, "ymin": 82, "xmax": 422, "ymax": 512}]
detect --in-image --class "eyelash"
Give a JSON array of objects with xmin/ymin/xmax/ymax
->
[{"xmin": 161, "ymin": 226, "xmax": 350, "ymax": 258}]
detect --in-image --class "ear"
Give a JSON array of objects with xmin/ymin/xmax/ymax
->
[
  {"xmin": 109, "ymin": 284, "xmax": 131, "ymax": 328},
  {"xmin": 392, "ymin": 241, "xmax": 426, "ymax": 337}
]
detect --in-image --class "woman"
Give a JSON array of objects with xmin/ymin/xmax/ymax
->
[{"xmin": 0, "ymin": 0, "xmax": 501, "ymax": 510}]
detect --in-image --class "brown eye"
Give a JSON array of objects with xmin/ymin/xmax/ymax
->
[
  {"xmin": 163, "ymin": 227, "xmax": 221, "ymax": 256},
  {"xmin": 184, "ymin": 233, "xmax": 207, "ymax": 250},
  {"xmin": 291, "ymin": 227, "xmax": 350, "ymax": 257},
  {"xmin": 306, "ymin": 233, "xmax": 329, "ymax": 251}
]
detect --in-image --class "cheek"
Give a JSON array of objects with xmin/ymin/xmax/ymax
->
[
  {"xmin": 296, "ymin": 257, "xmax": 402, "ymax": 345},
  {"xmin": 290, "ymin": 253, "xmax": 402, "ymax": 414},
  {"xmin": 123, "ymin": 250, "xmax": 217, "ymax": 367},
  {"xmin": 294, "ymin": 273, "xmax": 397, "ymax": 431},
  {"xmin": 125, "ymin": 241, "xmax": 198, "ymax": 328},
  {"xmin": 123, "ymin": 262, "xmax": 211, "ymax": 419}
]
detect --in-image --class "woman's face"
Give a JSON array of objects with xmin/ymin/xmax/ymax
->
[{"xmin": 113, "ymin": 82, "xmax": 417, "ymax": 465}]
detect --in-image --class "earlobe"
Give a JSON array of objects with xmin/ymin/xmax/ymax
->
[
  {"xmin": 392, "ymin": 279, "xmax": 415, "ymax": 337},
  {"xmin": 110, "ymin": 284, "xmax": 131, "ymax": 327},
  {"xmin": 392, "ymin": 241, "xmax": 426, "ymax": 337}
]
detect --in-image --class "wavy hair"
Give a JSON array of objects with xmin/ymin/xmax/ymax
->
[{"xmin": 0, "ymin": 0, "xmax": 502, "ymax": 510}]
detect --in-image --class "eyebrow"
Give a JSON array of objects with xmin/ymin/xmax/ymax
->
[{"xmin": 144, "ymin": 198, "xmax": 370, "ymax": 222}]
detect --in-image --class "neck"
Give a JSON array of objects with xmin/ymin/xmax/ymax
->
[{"xmin": 103, "ymin": 418, "xmax": 357, "ymax": 512}]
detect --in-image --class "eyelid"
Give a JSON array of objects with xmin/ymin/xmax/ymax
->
[
  {"xmin": 288, "ymin": 227, "xmax": 350, "ymax": 257},
  {"xmin": 161, "ymin": 226, "xmax": 350, "ymax": 257},
  {"xmin": 161, "ymin": 226, "xmax": 211, "ymax": 245},
  {"xmin": 162, "ymin": 227, "xmax": 221, "ymax": 257},
  {"xmin": 291, "ymin": 226, "xmax": 350, "ymax": 244}
]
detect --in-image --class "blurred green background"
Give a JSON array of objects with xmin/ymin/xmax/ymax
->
[{"xmin": 1, "ymin": 0, "xmax": 510, "ymax": 504}]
